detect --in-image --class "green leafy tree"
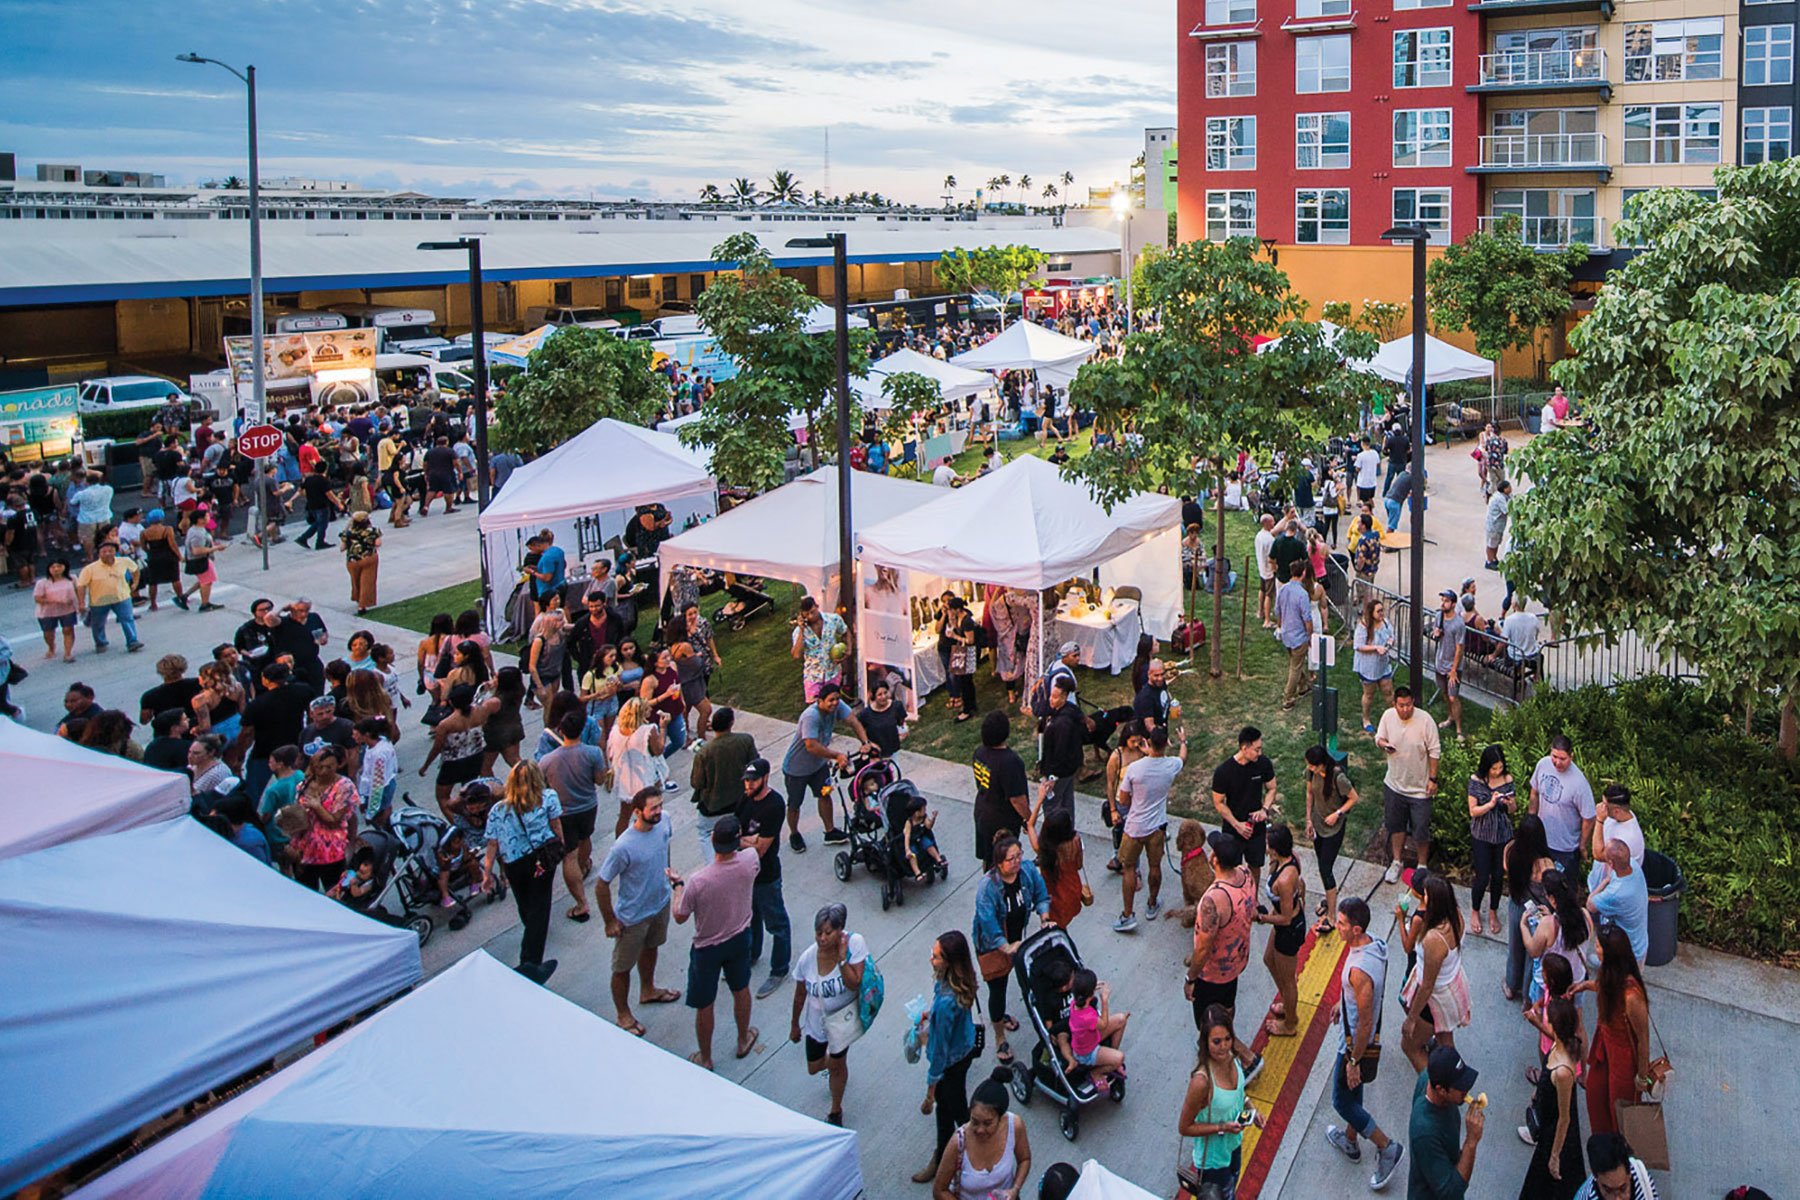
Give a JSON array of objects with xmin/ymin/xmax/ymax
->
[
  {"xmin": 1064, "ymin": 238, "xmax": 1376, "ymax": 675},
  {"xmin": 494, "ymin": 326, "xmax": 668, "ymax": 455},
  {"xmin": 698, "ymin": 183, "xmax": 722, "ymax": 204},
  {"xmin": 680, "ymin": 233, "xmax": 874, "ymax": 489},
  {"xmin": 1425, "ymin": 216, "xmax": 1586, "ymax": 378},
  {"xmin": 871, "ymin": 371, "xmax": 940, "ymax": 443},
  {"xmin": 1507, "ymin": 160, "xmax": 1800, "ymax": 756},
  {"xmin": 934, "ymin": 245, "xmax": 1046, "ymax": 324}
]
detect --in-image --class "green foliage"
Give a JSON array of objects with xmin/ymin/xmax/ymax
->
[
  {"xmin": 1062, "ymin": 237, "xmax": 1376, "ymax": 672},
  {"xmin": 873, "ymin": 371, "xmax": 939, "ymax": 442},
  {"xmin": 1510, "ymin": 160, "xmax": 1800, "ymax": 738},
  {"xmin": 680, "ymin": 234, "xmax": 874, "ymax": 489},
  {"xmin": 1426, "ymin": 216, "xmax": 1586, "ymax": 371},
  {"xmin": 1429, "ymin": 680, "xmax": 1800, "ymax": 961},
  {"xmin": 491, "ymin": 326, "xmax": 667, "ymax": 456},
  {"xmin": 935, "ymin": 244, "xmax": 1046, "ymax": 301},
  {"xmin": 1320, "ymin": 298, "xmax": 1408, "ymax": 343}
]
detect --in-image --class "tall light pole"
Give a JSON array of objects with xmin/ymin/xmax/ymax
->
[
  {"xmin": 420, "ymin": 238, "xmax": 494, "ymax": 622},
  {"xmin": 1382, "ymin": 223, "xmax": 1430, "ymax": 692},
  {"xmin": 787, "ymin": 233, "xmax": 858, "ymax": 699},
  {"xmin": 179, "ymin": 52, "xmax": 268, "ymax": 571},
  {"xmin": 1110, "ymin": 189, "xmax": 1135, "ymax": 332}
]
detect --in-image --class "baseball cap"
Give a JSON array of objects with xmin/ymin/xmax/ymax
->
[
  {"xmin": 308, "ymin": 695, "xmax": 337, "ymax": 711},
  {"xmin": 1438, "ymin": 588, "xmax": 1458, "ymax": 600},
  {"xmin": 1427, "ymin": 1044, "xmax": 1479, "ymax": 1093},
  {"xmin": 742, "ymin": 757, "xmax": 771, "ymax": 782},
  {"xmin": 1059, "ymin": 640, "xmax": 1081, "ymax": 657}
]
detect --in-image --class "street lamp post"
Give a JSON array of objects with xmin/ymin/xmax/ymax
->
[
  {"xmin": 178, "ymin": 52, "xmax": 268, "ymax": 571},
  {"xmin": 1110, "ymin": 191, "xmax": 1135, "ymax": 333},
  {"xmin": 1382, "ymin": 223, "xmax": 1431, "ymax": 693},
  {"xmin": 787, "ymin": 233, "xmax": 858, "ymax": 699},
  {"xmin": 420, "ymin": 238, "xmax": 494, "ymax": 621}
]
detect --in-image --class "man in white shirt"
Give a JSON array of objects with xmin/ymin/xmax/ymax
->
[
  {"xmin": 1376, "ymin": 686, "xmax": 1441, "ymax": 882},
  {"xmin": 931, "ymin": 459, "xmax": 957, "ymax": 487},
  {"xmin": 1254, "ymin": 513, "xmax": 1278, "ymax": 628},
  {"xmin": 1592, "ymin": 783, "xmax": 1645, "ymax": 867},
  {"xmin": 1114, "ymin": 725, "xmax": 1187, "ymax": 932},
  {"xmin": 1353, "ymin": 436, "xmax": 1382, "ymax": 504},
  {"xmin": 1502, "ymin": 603, "xmax": 1542, "ymax": 665}
]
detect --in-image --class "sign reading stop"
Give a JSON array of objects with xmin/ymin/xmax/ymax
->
[{"xmin": 237, "ymin": 424, "xmax": 283, "ymax": 459}]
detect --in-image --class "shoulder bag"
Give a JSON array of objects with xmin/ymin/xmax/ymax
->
[
  {"xmin": 509, "ymin": 804, "xmax": 565, "ymax": 879},
  {"xmin": 1175, "ymin": 1072, "xmax": 1227, "ymax": 1200}
]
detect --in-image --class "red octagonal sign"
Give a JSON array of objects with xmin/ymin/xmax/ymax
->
[{"xmin": 237, "ymin": 424, "xmax": 283, "ymax": 459}]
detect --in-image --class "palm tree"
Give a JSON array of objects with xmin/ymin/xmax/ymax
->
[
  {"xmin": 1018, "ymin": 173, "xmax": 1032, "ymax": 205},
  {"xmin": 810, "ymin": 188, "xmax": 826, "ymax": 206},
  {"xmin": 765, "ymin": 169, "xmax": 803, "ymax": 205},
  {"xmin": 1060, "ymin": 169, "xmax": 1075, "ymax": 197},
  {"xmin": 1042, "ymin": 183, "xmax": 1058, "ymax": 201},
  {"xmin": 728, "ymin": 177, "xmax": 757, "ymax": 206},
  {"xmin": 698, "ymin": 183, "xmax": 722, "ymax": 204},
  {"xmin": 944, "ymin": 174, "xmax": 957, "ymax": 192}
]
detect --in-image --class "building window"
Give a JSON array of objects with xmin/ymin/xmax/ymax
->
[
  {"xmin": 1295, "ymin": 188, "xmax": 1351, "ymax": 243},
  {"xmin": 1393, "ymin": 188, "xmax": 1451, "ymax": 244},
  {"xmin": 1393, "ymin": 109, "xmax": 1453, "ymax": 166},
  {"xmin": 1205, "ymin": 116, "xmax": 1258, "ymax": 169},
  {"xmin": 1296, "ymin": 34, "xmax": 1352, "ymax": 92},
  {"xmin": 628, "ymin": 277, "xmax": 652, "ymax": 300},
  {"xmin": 1296, "ymin": 0, "xmax": 1351, "ymax": 17},
  {"xmin": 1488, "ymin": 107, "xmax": 1600, "ymax": 166},
  {"xmin": 1206, "ymin": 0, "xmax": 1255, "ymax": 23},
  {"xmin": 1745, "ymin": 25, "xmax": 1794, "ymax": 87},
  {"xmin": 1205, "ymin": 190, "xmax": 1258, "ymax": 239},
  {"xmin": 1394, "ymin": 29, "xmax": 1453, "ymax": 88},
  {"xmin": 1395, "ymin": 0, "xmax": 1452, "ymax": 8},
  {"xmin": 1296, "ymin": 112, "xmax": 1352, "ymax": 168},
  {"xmin": 552, "ymin": 282, "xmax": 573, "ymax": 305},
  {"xmin": 1205, "ymin": 41, "xmax": 1258, "ymax": 97},
  {"xmin": 1621, "ymin": 19, "xmax": 1723, "ymax": 82},
  {"xmin": 1490, "ymin": 188, "xmax": 1598, "ymax": 247},
  {"xmin": 1744, "ymin": 107, "xmax": 1793, "ymax": 163},
  {"xmin": 1623, "ymin": 103, "xmax": 1722, "ymax": 164}
]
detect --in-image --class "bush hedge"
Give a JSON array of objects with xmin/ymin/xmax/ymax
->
[{"xmin": 1427, "ymin": 679, "xmax": 1800, "ymax": 963}]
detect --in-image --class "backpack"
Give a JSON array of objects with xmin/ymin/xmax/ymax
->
[
  {"xmin": 858, "ymin": 952, "xmax": 885, "ymax": 1031},
  {"xmin": 1028, "ymin": 663, "xmax": 1075, "ymax": 719}
]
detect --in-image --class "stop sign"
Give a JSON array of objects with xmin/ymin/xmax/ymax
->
[{"xmin": 237, "ymin": 424, "xmax": 283, "ymax": 459}]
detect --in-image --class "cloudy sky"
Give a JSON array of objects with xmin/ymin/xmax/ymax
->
[{"xmin": 1, "ymin": 0, "xmax": 1173, "ymax": 205}]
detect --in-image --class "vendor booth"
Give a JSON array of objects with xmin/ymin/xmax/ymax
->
[
  {"xmin": 477, "ymin": 418, "xmax": 717, "ymax": 634},
  {"xmin": 0, "ymin": 718, "xmax": 190, "ymax": 861},
  {"xmin": 0, "ymin": 819, "xmax": 421, "ymax": 1195},
  {"xmin": 74, "ymin": 952, "xmax": 863, "ymax": 1200},
  {"xmin": 860, "ymin": 346, "xmax": 995, "ymax": 405},
  {"xmin": 949, "ymin": 318, "xmax": 1096, "ymax": 377},
  {"xmin": 659, "ymin": 465, "xmax": 940, "ymax": 612},
  {"xmin": 855, "ymin": 455, "xmax": 1181, "ymax": 705},
  {"xmin": 1360, "ymin": 332, "xmax": 1496, "ymax": 386}
]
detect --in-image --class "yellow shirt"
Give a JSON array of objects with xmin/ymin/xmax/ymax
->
[
  {"xmin": 377, "ymin": 436, "xmax": 400, "ymax": 472},
  {"xmin": 76, "ymin": 557, "xmax": 135, "ymax": 607}
]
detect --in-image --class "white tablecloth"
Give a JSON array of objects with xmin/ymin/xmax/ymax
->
[
  {"xmin": 1053, "ymin": 599, "xmax": 1142, "ymax": 674},
  {"xmin": 912, "ymin": 637, "xmax": 946, "ymax": 697}
]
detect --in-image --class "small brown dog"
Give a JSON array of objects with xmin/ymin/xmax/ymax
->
[{"xmin": 1164, "ymin": 819, "xmax": 1215, "ymax": 927}]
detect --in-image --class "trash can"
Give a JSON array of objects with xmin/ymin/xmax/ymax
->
[
  {"xmin": 1524, "ymin": 404, "xmax": 1543, "ymax": 435},
  {"xmin": 1641, "ymin": 850, "xmax": 1683, "ymax": 967},
  {"xmin": 1326, "ymin": 552, "xmax": 1351, "ymax": 609}
]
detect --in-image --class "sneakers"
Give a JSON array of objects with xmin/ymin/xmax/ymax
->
[
  {"xmin": 1517, "ymin": 1125, "xmax": 1536, "ymax": 1146},
  {"xmin": 755, "ymin": 971, "xmax": 789, "ymax": 1000},
  {"xmin": 662, "ymin": 780, "xmax": 680, "ymax": 793},
  {"xmin": 1371, "ymin": 1141, "xmax": 1405, "ymax": 1191},
  {"xmin": 1112, "ymin": 914, "xmax": 1139, "ymax": 933},
  {"xmin": 516, "ymin": 958, "xmax": 559, "ymax": 986},
  {"xmin": 126, "ymin": 642, "xmax": 146, "ymax": 653},
  {"xmin": 789, "ymin": 831, "xmax": 807, "ymax": 853},
  {"xmin": 1324, "ymin": 1125, "xmax": 1362, "ymax": 1163},
  {"xmin": 1145, "ymin": 899, "xmax": 1163, "ymax": 921},
  {"xmin": 1383, "ymin": 860, "xmax": 1402, "ymax": 885},
  {"xmin": 1243, "ymin": 1053, "xmax": 1265, "ymax": 1084},
  {"xmin": 822, "ymin": 828, "xmax": 850, "ymax": 845}
]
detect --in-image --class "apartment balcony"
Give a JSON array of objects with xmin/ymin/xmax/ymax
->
[
  {"xmin": 1468, "ymin": 0, "xmax": 1612, "ymax": 17},
  {"xmin": 1479, "ymin": 215, "xmax": 1609, "ymax": 252},
  {"xmin": 1469, "ymin": 49, "xmax": 1611, "ymax": 100},
  {"xmin": 1468, "ymin": 133, "xmax": 1611, "ymax": 177}
]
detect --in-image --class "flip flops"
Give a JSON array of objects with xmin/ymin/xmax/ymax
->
[{"xmin": 641, "ymin": 988, "xmax": 681, "ymax": 1005}]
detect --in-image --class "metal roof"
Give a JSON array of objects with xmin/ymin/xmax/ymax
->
[{"xmin": 0, "ymin": 223, "xmax": 1118, "ymax": 308}]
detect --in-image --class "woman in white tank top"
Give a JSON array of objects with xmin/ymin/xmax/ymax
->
[{"xmin": 932, "ymin": 1069, "xmax": 1031, "ymax": 1199}]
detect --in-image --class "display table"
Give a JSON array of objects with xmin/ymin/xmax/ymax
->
[
  {"xmin": 912, "ymin": 635, "xmax": 946, "ymax": 697},
  {"xmin": 1053, "ymin": 598, "xmax": 1141, "ymax": 674}
]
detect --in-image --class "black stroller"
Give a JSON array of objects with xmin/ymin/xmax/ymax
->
[
  {"xmin": 828, "ymin": 754, "xmax": 926, "ymax": 910},
  {"xmin": 360, "ymin": 804, "xmax": 505, "ymax": 946},
  {"xmin": 1008, "ymin": 926, "xmax": 1125, "ymax": 1140}
]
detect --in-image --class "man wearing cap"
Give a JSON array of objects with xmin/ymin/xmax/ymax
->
[
  {"xmin": 302, "ymin": 694, "xmax": 359, "ymax": 778},
  {"xmin": 1432, "ymin": 590, "xmax": 1465, "ymax": 741},
  {"xmin": 595, "ymin": 785, "xmax": 678, "ymax": 1036},
  {"xmin": 779, "ymin": 683, "xmax": 877, "ymax": 853},
  {"xmin": 673, "ymin": 814, "xmax": 761, "ymax": 1070},
  {"xmin": 1038, "ymin": 673, "xmax": 1087, "ymax": 823},
  {"xmin": 1408, "ymin": 1045, "xmax": 1484, "ymax": 1198},
  {"xmin": 689, "ymin": 706, "xmax": 759, "ymax": 850},
  {"xmin": 737, "ymin": 757, "xmax": 793, "ymax": 999}
]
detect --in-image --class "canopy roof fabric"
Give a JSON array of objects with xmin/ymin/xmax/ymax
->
[
  {"xmin": 1361, "ymin": 333, "xmax": 1495, "ymax": 385},
  {"xmin": 0, "ymin": 820, "xmax": 421, "ymax": 1194},
  {"xmin": 949, "ymin": 320, "xmax": 1097, "ymax": 373},
  {"xmin": 857, "ymin": 454, "xmax": 1180, "ymax": 591},
  {"xmin": 661, "ymin": 466, "xmax": 941, "ymax": 605},
  {"xmin": 489, "ymin": 324, "xmax": 555, "ymax": 367},
  {"xmin": 478, "ymin": 418, "xmax": 715, "ymax": 534},
  {"xmin": 76, "ymin": 952, "xmax": 862, "ymax": 1200},
  {"xmin": 0, "ymin": 718, "xmax": 189, "ymax": 861},
  {"xmin": 1255, "ymin": 318, "xmax": 1345, "ymax": 355},
  {"xmin": 799, "ymin": 299, "xmax": 872, "ymax": 335},
  {"xmin": 863, "ymin": 346, "xmax": 995, "ymax": 403},
  {"xmin": 1069, "ymin": 1159, "xmax": 1163, "ymax": 1200}
]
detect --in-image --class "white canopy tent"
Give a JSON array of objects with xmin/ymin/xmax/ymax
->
[
  {"xmin": 1360, "ymin": 332, "xmax": 1496, "ymax": 385},
  {"xmin": 477, "ymin": 418, "xmax": 718, "ymax": 632},
  {"xmin": 799, "ymin": 299, "xmax": 872, "ymax": 335},
  {"xmin": 75, "ymin": 952, "xmax": 863, "ymax": 1200},
  {"xmin": 1069, "ymin": 1159, "xmax": 1163, "ymax": 1200},
  {"xmin": 861, "ymin": 346, "xmax": 995, "ymax": 403},
  {"xmin": 0, "ymin": 819, "xmax": 421, "ymax": 1195},
  {"xmin": 660, "ymin": 466, "xmax": 940, "ymax": 610},
  {"xmin": 1255, "ymin": 318, "xmax": 1346, "ymax": 355},
  {"xmin": 0, "ymin": 718, "xmax": 189, "ymax": 861},
  {"xmin": 949, "ymin": 318, "xmax": 1096, "ymax": 375}
]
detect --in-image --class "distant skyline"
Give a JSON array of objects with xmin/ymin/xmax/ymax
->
[{"xmin": 0, "ymin": 0, "xmax": 1174, "ymax": 205}]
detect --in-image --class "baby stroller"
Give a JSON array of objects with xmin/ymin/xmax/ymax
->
[
  {"xmin": 1009, "ymin": 926, "xmax": 1125, "ymax": 1141},
  {"xmin": 362, "ymin": 804, "xmax": 502, "ymax": 946},
  {"xmin": 868, "ymin": 780, "xmax": 951, "ymax": 910},
  {"xmin": 711, "ymin": 574, "xmax": 774, "ymax": 630},
  {"xmin": 829, "ymin": 753, "xmax": 906, "ymax": 905}
]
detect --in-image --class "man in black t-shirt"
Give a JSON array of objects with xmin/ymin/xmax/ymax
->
[
  {"xmin": 238, "ymin": 661, "xmax": 316, "ymax": 800},
  {"xmin": 295, "ymin": 464, "xmax": 339, "ymax": 551},
  {"xmin": 1210, "ymin": 724, "xmax": 1278, "ymax": 889},
  {"xmin": 141, "ymin": 709, "xmax": 195, "ymax": 773},
  {"xmin": 1131, "ymin": 658, "xmax": 1171, "ymax": 731},
  {"xmin": 139, "ymin": 653, "xmax": 202, "ymax": 724},
  {"xmin": 736, "ymin": 758, "xmax": 793, "ymax": 998},
  {"xmin": 971, "ymin": 710, "xmax": 1030, "ymax": 869},
  {"xmin": 1269, "ymin": 519, "xmax": 1307, "ymax": 590},
  {"xmin": 266, "ymin": 601, "xmax": 326, "ymax": 692},
  {"xmin": 301, "ymin": 694, "xmax": 359, "ymax": 776}
]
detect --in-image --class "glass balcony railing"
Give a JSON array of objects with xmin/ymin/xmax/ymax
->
[
  {"xmin": 1479, "ymin": 214, "xmax": 1607, "ymax": 249},
  {"xmin": 1476, "ymin": 48, "xmax": 1607, "ymax": 88},
  {"xmin": 1476, "ymin": 132, "xmax": 1608, "ymax": 169}
]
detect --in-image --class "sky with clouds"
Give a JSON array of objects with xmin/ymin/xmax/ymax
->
[{"xmin": 0, "ymin": 0, "xmax": 1174, "ymax": 205}]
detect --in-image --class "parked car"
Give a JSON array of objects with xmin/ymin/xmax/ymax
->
[
  {"xmin": 77, "ymin": 376, "xmax": 206, "ymax": 416},
  {"xmin": 524, "ymin": 305, "xmax": 620, "ymax": 329}
]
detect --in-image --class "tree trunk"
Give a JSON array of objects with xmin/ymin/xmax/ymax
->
[
  {"xmin": 1211, "ymin": 464, "xmax": 1226, "ymax": 678},
  {"xmin": 1780, "ymin": 694, "xmax": 1798, "ymax": 762}
]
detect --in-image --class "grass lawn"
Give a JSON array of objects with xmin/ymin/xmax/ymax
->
[{"xmin": 366, "ymin": 580, "xmax": 484, "ymax": 639}]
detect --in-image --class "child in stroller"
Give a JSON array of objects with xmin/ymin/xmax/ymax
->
[
  {"xmin": 891, "ymin": 787, "xmax": 948, "ymax": 883},
  {"xmin": 1010, "ymin": 927, "xmax": 1128, "ymax": 1141},
  {"xmin": 329, "ymin": 846, "xmax": 382, "ymax": 909}
]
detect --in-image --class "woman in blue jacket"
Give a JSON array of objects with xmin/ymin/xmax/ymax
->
[
  {"xmin": 915, "ymin": 930, "xmax": 981, "ymax": 1183},
  {"xmin": 973, "ymin": 832, "xmax": 1051, "ymax": 1066}
]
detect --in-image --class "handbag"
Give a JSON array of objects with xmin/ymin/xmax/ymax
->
[
  {"xmin": 824, "ymin": 1001, "xmax": 864, "ymax": 1054},
  {"xmin": 509, "ymin": 804, "xmax": 565, "ymax": 879},
  {"xmin": 978, "ymin": 948, "xmax": 1012, "ymax": 982},
  {"xmin": 1613, "ymin": 1011, "xmax": 1674, "ymax": 1170},
  {"xmin": 5, "ymin": 660, "xmax": 27, "ymax": 686},
  {"xmin": 183, "ymin": 556, "xmax": 206, "ymax": 576},
  {"xmin": 857, "ymin": 952, "xmax": 885, "ymax": 1031}
]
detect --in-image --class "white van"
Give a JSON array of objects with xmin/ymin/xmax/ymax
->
[
  {"xmin": 329, "ymin": 304, "xmax": 443, "ymax": 351},
  {"xmin": 525, "ymin": 305, "xmax": 619, "ymax": 330},
  {"xmin": 652, "ymin": 314, "xmax": 705, "ymax": 339},
  {"xmin": 375, "ymin": 353, "xmax": 473, "ymax": 398},
  {"xmin": 220, "ymin": 306, "xmax": 348, "ymax": 339}
]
